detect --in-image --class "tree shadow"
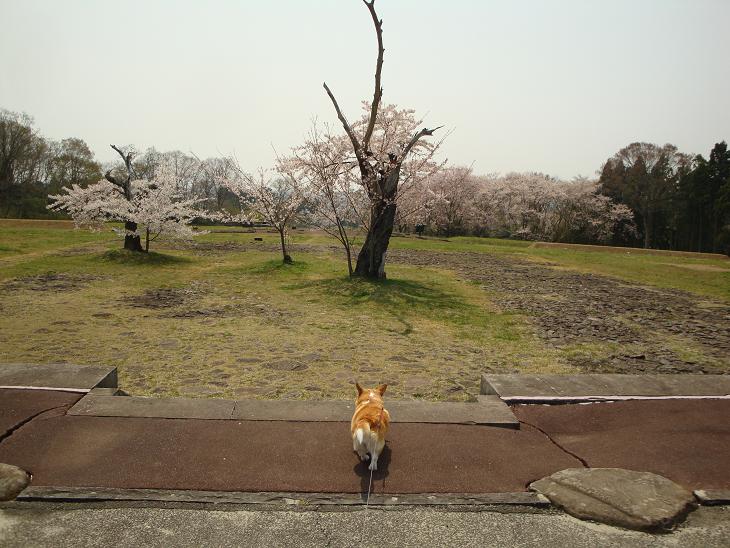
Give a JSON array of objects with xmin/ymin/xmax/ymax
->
[
  {"xmin": 249, "ymin": 259, "xmax": 310, "ymax": 275},
  {"xmin": 99, "ymin": 249, "xmax": 191, "ymax": 266},
  {"xmin": 352, "ymin": 444, "xmax": 391, "ymax": 501},
  {"xmin": 288, "ymin": 276, "xmax": 473, "ymax": 335}
]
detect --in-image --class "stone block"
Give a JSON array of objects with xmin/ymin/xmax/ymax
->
[{"xmin": 530, "ymin": 467, "xmax": 696, "ymax": 531}]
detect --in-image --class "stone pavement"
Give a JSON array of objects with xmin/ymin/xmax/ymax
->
[{"xmin": 1, "ymin": 503, "xmax": 729, "ymax": 548}]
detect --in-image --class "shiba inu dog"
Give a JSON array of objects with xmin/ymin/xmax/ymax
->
[{"xmin": 351, "ymin": 382, "xmax": 390, "ymax": 471}]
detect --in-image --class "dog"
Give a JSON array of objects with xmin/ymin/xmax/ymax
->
[{"xmin": 351, "ymin": 382, "xmax": 390, "ymax": 471}]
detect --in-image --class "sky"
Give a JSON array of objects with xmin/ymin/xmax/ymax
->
[{"xmin": 1, "ymin": 0, "xmax": 728, "ymax": 179}]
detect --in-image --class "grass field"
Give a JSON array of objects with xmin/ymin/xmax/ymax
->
[{"xmin": 1, "ymin": 219, "xmax": 728, "ymax": 400}]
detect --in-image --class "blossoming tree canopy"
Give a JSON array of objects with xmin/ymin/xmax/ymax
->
[
  {"xmin": 395, "ymin": 169, "xmax": 636, "ymax": 243},
  {"xmin": 48, "ymin": 144, "xmax": 206, "ymax": 252},
  {"xmin": 218, "ymin": 166, "xmax": 306, "ymax": 264}
]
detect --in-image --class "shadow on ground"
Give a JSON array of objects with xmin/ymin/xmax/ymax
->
[{"xmin": 353, "ymin": 444, "xmax": 392, "ymax": 499}]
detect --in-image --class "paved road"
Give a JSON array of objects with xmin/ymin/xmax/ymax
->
[{"xmin": 1, "ymin": 504, "xmax": 729, "ymax": 547}]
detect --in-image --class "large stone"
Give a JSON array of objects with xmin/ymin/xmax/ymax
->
[
  {"xmin": 530, "ymin": 468, "xmax": 696, "ymax": 531},
  {"xmin": 0, "ymin": 463, "xmax": 30, "ymax": 501}
]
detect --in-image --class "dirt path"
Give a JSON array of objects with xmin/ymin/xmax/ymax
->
[{"xmin": 388, "ymin": 249, "xmax": 730, "ymax": 374}]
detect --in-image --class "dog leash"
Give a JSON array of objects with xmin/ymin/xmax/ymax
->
[{"xmin": 365, "ymin": 465, "xmax": 374, "ymax": 509}]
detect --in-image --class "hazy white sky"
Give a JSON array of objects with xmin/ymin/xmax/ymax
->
[{"xmin": 1, "ymin": 0, "xmax": 728, "ymax": 178}]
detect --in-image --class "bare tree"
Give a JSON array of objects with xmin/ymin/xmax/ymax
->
[
  {"xmin": 323, "ymin": 0, "xmax": 442, "ymax": 279},
  {"xmin": 279, "ymin": 122, "xmax": 366, "ymax": 275}
]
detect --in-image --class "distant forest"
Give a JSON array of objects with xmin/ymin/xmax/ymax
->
[{"xmin": 1, "ymin": 108, "xmax": 728, "ymax": 254}]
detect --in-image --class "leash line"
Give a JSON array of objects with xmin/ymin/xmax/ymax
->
[
  {"xmin": 361, "ymin": 399, "xmax": 385, "ymax": 514},
  {"xmin": 365, "ymin": 465, "xmax": 374, "ymax": 509}
]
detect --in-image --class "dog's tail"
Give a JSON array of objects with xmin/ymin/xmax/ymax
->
[
  {"xmin": 354, "ymin": 421, "xmax": 370, "ymax": 446},
  {"xmin": 355, "ymin": 420, "xmax": 381, "ymax": 456}
]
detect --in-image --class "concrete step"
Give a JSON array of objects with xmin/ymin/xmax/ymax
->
[
  {"xmin": 17, "ymin": 486, "xmax": 548, "ymax": 506},
  {"xmin": 0, "ymin": 363, "xmax": 117, "ymax": 392},
  {"xmin": 481, "ymin": 373, "xmax": 730, "ymax": 402},
  {"xmin": 68, "ymin": 393, "xmax": 519, "ymax": 427}
]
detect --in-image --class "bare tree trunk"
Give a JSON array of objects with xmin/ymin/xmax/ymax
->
[
  {"xmin": 124, "ymin": 221, "xmax": 143, "ymax": 252},
  {"xmin": 107, "ymin": 145, "xmax": 144, "ymax": 252},
  {"xmin": 345, "ymin": 242, "xmax": 353, "ymax": 276},
  {"xmin": 145, "ymin": 227, "xmax": 150, "ymax": 253},
  {"xmin": 354, "ymin": 200, "xmax": 396, "ymax": 278},
  {"xmin": 279, "ymin": 227, "xmax": 292, "ymax": 264},
  {"xmin": 642, "ymin": 213, "xmax": 652, "ymax": 249}
]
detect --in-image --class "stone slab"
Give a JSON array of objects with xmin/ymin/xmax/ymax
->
[
  {"xmin": 530, "ymin": 468, "xmax": 696, "ymax": 531},
  {"xmin": 231, "ymin": 400, "xmax": 353, "ymax": 421},
  {"xmin": 388, "ymin": 397, "xmax": 517, "ymax": 427},
  {"xmin": 481, "ymin": 374, "xmax": 730, "ymax": 401},
  {"xmin": 695, "ymin": 490, "xmax": 730, "ymax": 506},
  {"xmin": 15, "ymin": 486, "xmax": 549, "ymax": 507},
  {"xmin": 0, "ymin": 363, "xmax": 117, "ymax": 391},
  {"xmin": 68, "ymin": 395, "xmax": 236, "ymax": 420},
  {"xmin": 68, "ymin": 394, "xmax": 518, "ymax": 426}
]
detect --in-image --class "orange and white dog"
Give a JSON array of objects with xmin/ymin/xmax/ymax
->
[{"xmin": 351, "ymin": 382, "xmax": 390, "ymax": 471}]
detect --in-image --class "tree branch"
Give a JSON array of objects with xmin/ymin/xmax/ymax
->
[
  {"xmin": 108, "ymin": 144, "xmax": 135, "ymax": 200},
  {"xmin": 323, "ymin": 82, "xmax": 364, "ymax": 166},
  {"xmin": 362, "ymin": 0, "xmax": 384, "ymax": 152},
  {"xmin": 110, "ymin": 144, "xmax": 134, "ymax": 181},
  {"xmin": 104, "ymin": 170, "xmax": 123, "ymax": 187},
  {"xmin": 402, "ymin": 126, "xmax": 444, "ymax": 159}
]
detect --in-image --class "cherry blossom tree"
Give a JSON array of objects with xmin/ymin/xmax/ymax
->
[
  {"xmin": 323, "ymin": 0, "xmax": 443, "ymax": 278},
  {"xmin": 281, "ymin": 103, "xmax": 443, "ymax": 274},
  {"xmin": 219, "ymin": 165, "xmax": 306, "ymax": 264},
  {"xmin": 421, "ymin": 166, "xmax": 478, "ymax": 237},
  {"xmin": 473, "ymin": 173, "xmax": 635, "ymax": 243},
  {"xmin": 48, "ymin": 144, "xmax": 205, "ymax": 252}
]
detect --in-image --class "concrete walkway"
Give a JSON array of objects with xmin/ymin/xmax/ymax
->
[{"xmin": 1, "ymin": 387, "xmax": 729, "ymax": 497}]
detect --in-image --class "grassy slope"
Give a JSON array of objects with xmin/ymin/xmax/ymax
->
[{"xmin": 1, "ymin": 220, "xmax": 728, "ymax": 399}]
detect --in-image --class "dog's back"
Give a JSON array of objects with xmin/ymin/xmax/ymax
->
[{"xmin": 351, "ymin": 383, "xmax": 389, "ymax": 471}]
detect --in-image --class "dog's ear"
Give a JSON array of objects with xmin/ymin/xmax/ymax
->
[
  {"xmin": 355, "ymin": 382, "xmax": 364, "ymax": 396},
  {"xmin": 376, "ymin": 383, "xmax": 387, "ymax": 396}
]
